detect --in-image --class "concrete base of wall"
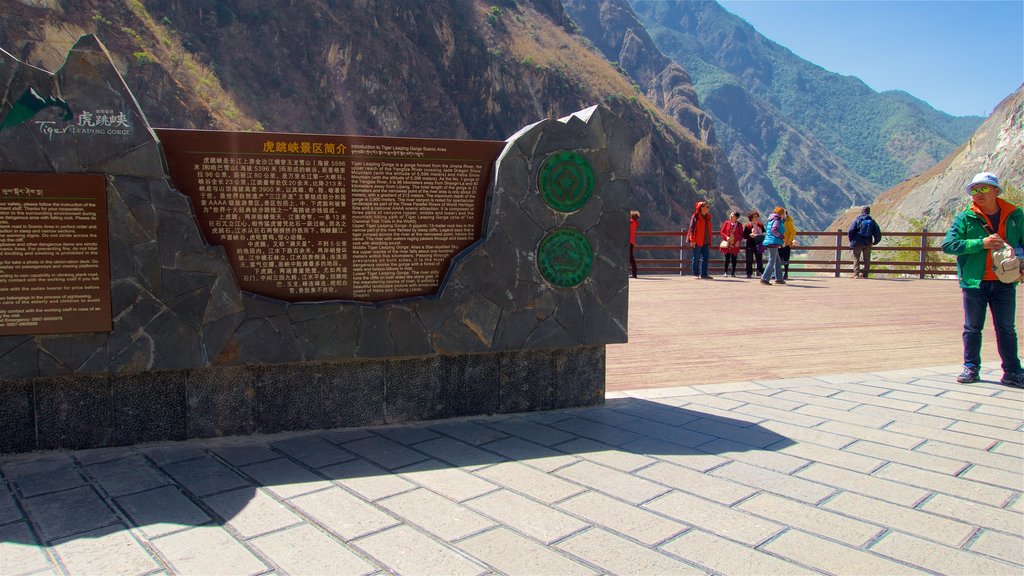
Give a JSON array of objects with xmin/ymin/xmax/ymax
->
[{"xmin": 0, "ymin": 346, "xmax": 605, "ymax": 453}]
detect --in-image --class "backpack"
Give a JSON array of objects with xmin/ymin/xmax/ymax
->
[
  {"xmin": 991, "ymin": 244, "xmax": 1023, "ymax": 283},
  {"xmin": 857, "ymin": 218, "xmax": 874, "ymax": 242}
]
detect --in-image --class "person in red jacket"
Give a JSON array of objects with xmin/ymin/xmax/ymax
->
[
  {"xmin": 687, "ymin": 200, "xmax": 713, "ymax": 279},
  {"xmin": 720, "ymin": 211, "xmax": 744, "ymax": 277},
  {"xmin": 629, "ymin": 210, "xmax": 639, "ymax": 279}
]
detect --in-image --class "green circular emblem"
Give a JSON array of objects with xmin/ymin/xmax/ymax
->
[
  {"xmin": 538, "ymin": 150, "xmax": 594, "ymax": 212},
  {"xmin": 537, "ymin": 227, "xmax": 594, "ymax": 288}
]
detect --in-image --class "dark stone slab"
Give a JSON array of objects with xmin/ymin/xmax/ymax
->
[
  {"xmin": 35, "ymin": 375, "xmax": 113, "ymax": 450},
  {"xmin": 0, "ymin": 338, "xmax": 38, "ymax": 380},
  {"xmin": 145, "ymin": 309, "xmax": 204, "ymax": 371},
  {"xmin": 389, "ymin": 307, "xmax": 433, "ymax": 357},
  {"xmin": 553, "ymin": 346, "xmax": 605, "ymax": 409},
  {"xmin": 255, "ymin": 364, "xmax": 322, "ymax": 433},
  {"xmin": 36, "ymin": 332, "xmax": 109, "ymax": 374},
  {"xmin": 321, "ymin": 361, "xmax": 386, "ymax": 429},
  {"xmin": 204, "ymin": 311, "xmax": 245, "ymax": 365},
  {"xmin": 0, "ymin": 379, "xmax": 36, "ymax": 453},
  {"xmin": 111, "ymin": 371, "xmax": 186, "ymax": 445},
  {"xmin": 20, "ymin": 485, "xmax": 118, "ymax": 542},
  {"xmin": 357, "ymin": 307, "xmax": 396, "ymax": 357},
  {"xmin": 385, "ymin": 357, "xmax": 443, "ymax": 423},
  {"xmin": 499, "ymin": 350, "xmax": 555, "ymax": 414},
  {"xmin": 186, "ymin": 366, "xmax": 257, "ymax": 438},
  {"xmin": 292, "ymin": 307, "xmax": 360, "ymax": 361}
]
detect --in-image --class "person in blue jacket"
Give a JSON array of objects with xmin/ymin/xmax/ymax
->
[
  {"xmin": 848, "ymin": 206, "xmax": 883, "ymax": 278},
  {"xmin": 759, "ymin": 207, "xmax": 787, "ymax": 285},
  {"xmin": 942, "ymin": 172, "xmax": 1024, "ymax": 388}
]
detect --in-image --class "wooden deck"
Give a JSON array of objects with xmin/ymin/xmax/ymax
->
[{"xmin": 606, "ymin": 274, "xmax": 1020, "ymax": 391}]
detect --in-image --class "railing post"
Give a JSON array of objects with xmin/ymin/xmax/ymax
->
[
  {"xmin": 919, "ymin": 228, "xmax": 928, "ymax": 279},
  {"xmin": 835, "ymin": 229, "xmax": 842, "ymax": 277}
]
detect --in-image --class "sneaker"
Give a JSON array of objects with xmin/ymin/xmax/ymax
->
[
  {"xmin": 1000, "ymin": 371, "xmax": 1024, "ymax": 388},
  {"xmin": 775, "ymin": 280, "xmax": 787, "ymax": 285},
  {"xmin": 760, "ymin": 279, "xmax": 771, "ymax": 285},
  {"xmin": 956, "ymin": 366, "xmax": 980, "ymax": 384},
  {"xmin": 700, "ymin": 275, "xmax": 714, "ymax": 280}
]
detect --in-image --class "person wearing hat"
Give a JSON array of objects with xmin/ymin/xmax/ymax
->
[
  {"xmin": 848, "ymin": 206, "xmax": 882, "ymax": 278},
  {"xmin": 942, "ymin": 172, "xmax": 1024, "ymax": 387}
]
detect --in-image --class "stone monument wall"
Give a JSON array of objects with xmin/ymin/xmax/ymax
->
[{"xmin": 0, "ymin": 36, "xmax": 631, "ymax": 452}]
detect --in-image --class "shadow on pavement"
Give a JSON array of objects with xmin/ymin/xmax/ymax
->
[{"xmin": 0, "ymin": 398, "xmax": 795, "ymax": 546}]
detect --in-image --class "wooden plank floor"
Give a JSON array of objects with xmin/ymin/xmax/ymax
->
[{"xmin": 606, "ymin": 274, "xmax": 1021, "ymax": 391}]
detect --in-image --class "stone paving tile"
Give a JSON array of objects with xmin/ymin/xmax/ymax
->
[
  {"xmin": 795, "ymin": 404, "xmax": 892, "ymax": 428},
  {"xmin": 870, "ymin": 531, "xmax": 1019, "ymax": 575},
  {"xmin": 948, "ymin": 421, "xmax": 1024, "ymax": 444},
  {"xmin": 549, "ymin": 417, "xmax": 645, "ymax": 446},
  {"xmin": 737, "ymin": 493, "xmax": 884, "ymax": 546},
  {"xmin": 775, "ymin": 441, "xmax": 886, "ymax": 474},
  {"xmin": 159, "ymin": 456, "xmax": 251, "ymax": 497},
  {"xmin": 686, "ymin": 418, "xmax": 788, "ymax": 449},
  {"xmin": 427, "ymin": 420, "xmax": 509, "ymax": 446},
  {"xmin": 555, "ymin": 491, "xmax": 686, "ymax": 546},
  {"xmin": 411, "ymin": 436, "xmax": 507, "ymax": 469},
  {"xmin": 355, "ymin": 525, "xmax": 489, "ymax": 576},
  {"xmin": 614, "ymin": 417, "xmax": 718, "ymax": 448},
  {"xmin": 22, "ymin": 486, "xmax": 119, "ymax": 542},
  {"xmin": 872, "ymin": 462, "xmax": 1015, "ymax": 507},
  {"xmin": 620, "ymin": 438, "xmax": 729, "ymax": 472},
  {"xmin": 794, "ymin": 463, "xmax": 930, "ymax": 507},
  {"xmin": 887, "ymin": 390, "xmax": 979, "ymax": 411},
  {"xmin": 968, "ymin": 529, "xmax": 1024, "ymax": 566},
  {"xmin": 919, "ymin": 404, "xmax": 1023, "ymax": 430},
  {"xmin": 697, "ymin": 438, "xmax": 809, "ymax": 474},
  {"xmin": 960, "ymin": 464, "xmax": 1024, "ymax": 491},
  {"xmin": 886, "ymin": 421, "xmax": 997, "ymax": 450},
  {"xmin": 644, "ymin": 491, "xmax": 784, "ymax": 546},
  {"xmin": 249, "ymin": 523, "xmax": 378, "ymax": 576},
  {"xmin": 732, "ymin": 403, "xmax": 826, "ymax": 428},
  {"xmin": 637, "ymin": 461, "xmax": 755, "ymax": 506},
  {"xmin": 815, "ymin": 420, "xmax": 926, "ymax": 450},
  {"xmin": 396, "ymin": 459, "xmax": 498, "ymax": 502},
  {"xmin": 919, "ymin": 493, "xmax": 1023, "ymax": 533},
  {"xmin": 339, "ymin": 435, "xmax": 429, "ymax": 470},
  {"xmin": 377, "ymin": 488, "xmax": 496, "ymax": 541},
  {"xmin": 555, "ymin": 460, "xmax": 669, "ymax": 505},
  {"xmin": 0, "ymin": 481, "xmax": 23, "ymax": 524},
  {"xmin": 942, "ymin": 390, "xmax": 1023, "ymax": 408},
  {"xmin": 692, "ymin": 381, "xmax": 768, "ymax": 394},
  {"xmin": 822, "ymin": 492, "xmax": 976, "ymax": 547},
  {"xmin": 115, "ymin": 485, "xmax": 211, "ymax": 539},
  {"xmin": 206, "ymin": 444, "xmax": 279, "ymax": 468},
  {"xmin": 659, "ymin": 529, "xmax": 816, "ymax": 575},
  {"xmin": 574, "ymin": 406, "xmax": 639, "ymax": 426},
  {"xmin": 770, "ymin": 389, "xmax": 861, "ymax": 411},
  {"xmin": 556, "ymin": 527, "xmax": 705, "ymax": 575},
  {"xmin": 457, "ymin": 527, "xmax": 598, "ymax": 576},
  {"xmin": 709, "ymin": 461, "xmax": 836, "ymax": 505},
  {"xmin": 317, "ymin": 428, "xmax": 374, "ymax": 445},
  {"xmin": 485, "ymin": 417, "xmax": 577, "ymax": 446},
  {"xmin": 851, "ymin": 404, "xmax": 955, "ymax": 429},
  {"xmin": 761, "ymin": 529, "xmax": 930, "ymax": 575},
  {"xmin": 677, "ymin": 402, "xmax": 765, "ymax": 425},
  {"xmin": 320, "ymin": 458, "xmax": 416, "ymax": 501},
  {"xmin": 2, "ymin": 456, "xmax": 84, "ymax": 498},
  {"xmin": 758, "ymin": 420, "xmax": 857, "ymax": 450},
  {"xmin": 373, "ymin": 424, "xmax": 441, "ymax": 445},
  {"xmin": 51, "ymin": 525, "xmax": 160, "ymax": 576},
  {"xmin": 990, "ymin": 440, "xmax": 1024, "ymax": 458},
  {"xmin": 605, "ymin": 401, "xmax": 701, "ymax": 426},
  {"xmin": 138, "ymin": 445, "xmax": 207, "ymax": 467},
  {"xmin": 270, "ymin": 436, "xmax": 355, "ymax": 469},
  {"xmin": 975, "ymin": 403, "xmax": 1024, "ymax": 420},
  {"xmin": 845, "ymin": 440, "xmax": 970, "ymax": 475},
  {"xmin": 238, "ymin": 457, "xmax": 332, "ymax": 500},
  {"xmin": 71, "ymin": 446, "xmax": 136, "ymax": 467},
  {"xmin": 554, "ymin": 437, "xmax": 657, "ymax": 472},
  {"xmin": 679, "ymin": 394, "xmax": 746, "ymax": 411},
  {"xmin": 82, "ymin": 456, "xmax": 171, "ymax": 498},
  {"xmin": 0, "ymin": 522, "xmax": 52, "ymax": 575},
  {"xmin": 472, "ymin": 461, "xmax": 585, "ymax": 504},
  {"xmin": 202, "ymin": 487, "xmax": 302, "ymax": 539},
  {"xmin": 481, "ymin": 437, "xmax": 578, "ymax": 472},
  {"xmin": 288, "ymin": 487, "xmax": 399, "ymax": 540},
  {"xmin": 464, "ymin": 489, "xmax": 588, "ymax": 544},
  {"xmin": 721, "ymin": 390, "xmax": 806, "ymax": 411},
  {"xmin": 835, "ymin": 391, "xmax": 928, "ymax": 412},
  {"xmin": 150, "ymin": 525, "xmax": 267, "ymax": 576}
]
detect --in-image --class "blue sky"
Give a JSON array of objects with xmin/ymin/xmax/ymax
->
[{"xmin": 717, "ymin": 0, "xmax": 1024, "ymax": 118}]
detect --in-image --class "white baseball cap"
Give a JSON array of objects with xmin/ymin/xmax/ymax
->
[{"xmin": 965, "ymin": 172, "xmax": 1001, "ymax": 194}]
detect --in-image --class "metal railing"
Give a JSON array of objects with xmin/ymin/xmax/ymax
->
[{"xmin": 634, "ymin": 229, "xmax": 956, "ymax": 278}]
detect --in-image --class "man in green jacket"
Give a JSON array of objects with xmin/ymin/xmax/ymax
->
[{"xmin": 942, "ymin": 172, "xmax": 1024, "ymax": 387}]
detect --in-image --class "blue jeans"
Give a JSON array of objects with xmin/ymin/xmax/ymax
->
[
  {"xmin": 761, "ymin": 245, "xmax": 783, "ymax": 281},
  {"xmin": 962, "ymin": 281, "xmax": 1021, "ymax": 372},
  {"xmin": 692, "ymin": 244, "xmax": 709, "ymax": 277}
]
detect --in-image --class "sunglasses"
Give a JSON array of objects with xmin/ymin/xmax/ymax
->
[{"xmin": 970, "ymin": 185, "xmax": 993, "ymax": 194}]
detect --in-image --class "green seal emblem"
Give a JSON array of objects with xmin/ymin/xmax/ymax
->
[
  {"xmin": 537, "ymin": 227, "xmax": 593, "ymax": 288},
  {"xmin": 538, "ymin": 150, "xmax": 594, "ymax": 212}
]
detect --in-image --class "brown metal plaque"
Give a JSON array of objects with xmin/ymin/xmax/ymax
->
[
  {"xmin": 0, "ymin": 173, "xmax": 111, "ymax": 335},
  {"xmin": 156, "ymin": 129, "xmax": 505, "ymax": 302}
]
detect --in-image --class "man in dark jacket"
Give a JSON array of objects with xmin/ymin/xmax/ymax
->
[{"xmin": 848, "ymin": 206, "xmax": 882, "ymax": 278}]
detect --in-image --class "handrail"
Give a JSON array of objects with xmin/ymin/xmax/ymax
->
[{"xmin": 633, "ymin": 229, "xmax": 955, "ymax": 278}]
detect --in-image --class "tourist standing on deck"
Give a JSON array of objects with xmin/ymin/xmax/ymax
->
[
  {"xmin": 760, "ymin": 207, "xmax": 787, "ymax": 285},
  {"xmin": 780, "ymin": 208, "xmax": 797, "ymax": 280},
  {"xmin": 848, "ymin": 206, "xmax": 883, "ymax": 278},
  {"xmin": 720, "ymin": 211, "xmax": 744, "ymax": 277},
  {"xmin": 942, "ymin": 172, "xmax": 1024, "ymax": 388},
  {"xmin": 629, "ymin": 210, "xmax": 639, "ymax": 279},
  {"xmin": 687, "ymin": 201, "xmax": 714, "ymax": 279},
  {"xmin": 743, "ymin": 211, "xmax": 766, "ymax": 278}
]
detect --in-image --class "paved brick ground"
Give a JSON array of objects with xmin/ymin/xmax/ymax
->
[{"xmin": 2, "ymin": 364, "xmax": 1021, "ymax": 575}]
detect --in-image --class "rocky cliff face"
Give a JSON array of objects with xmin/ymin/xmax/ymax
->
[
  {"xmin": 0, "ymin": 0, "xmax": 726, "ymax": 230},
  {"xmin": 831, "ymin": 86, "xmax": 1024, "ymax": 234}
]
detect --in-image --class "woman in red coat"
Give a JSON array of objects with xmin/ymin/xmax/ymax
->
[
  {"xmin": 719, "ymin": 211, "xmax": 744, "ymax": 277},
  {"xmin": 629, "ymin": 210, "xmax": 639, "ymax": 278},
  {"xmin": 687, "ymin": 200, "xmax": 713, "ymax": 279}
]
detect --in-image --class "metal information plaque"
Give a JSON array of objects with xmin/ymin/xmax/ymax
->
[
  {"xmin": 157, "ymin": 129, "xmax": 505, "ymax": 302},
  {"xmin": 0, "ymin": 172, "xmax": 111, "ymax": 336}
]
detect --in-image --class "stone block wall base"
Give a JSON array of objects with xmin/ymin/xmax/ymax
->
[{"xmin": 0, "ymin": 346, "xmax": 605, "ymax": 453}]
